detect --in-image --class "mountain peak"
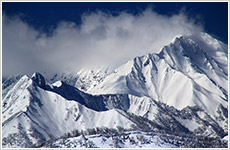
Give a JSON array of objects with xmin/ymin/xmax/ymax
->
[
  {"xmin": 31, "ymin": 72, "xmax": 46, "ymax": 88},
  {"xmin": 2, "ymin": 32, "xmax": 228, "ymax": 148}
]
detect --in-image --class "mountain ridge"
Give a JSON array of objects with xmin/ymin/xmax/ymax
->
[{"xmin": 2, "ymin": 32, "xmax": 228, "ymax": 148}]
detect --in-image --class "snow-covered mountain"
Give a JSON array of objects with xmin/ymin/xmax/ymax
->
[
  {"xmin": 2, "ymin": 32, "xmax": 228, "ymax": 148},
  {"xmin": 2, "ymin": 75, "xmax": 22, "ymax": 100},
  {"xmin": 86, "ymin": 33, "xmax": 228, "ymax": 116},
  {"xmin": 2, "ymin": 74, "xmax": 136, "ymax": 147},
  {"xmin": 75, "ymin": 66, "xmax": 114, "ymax": 92}
]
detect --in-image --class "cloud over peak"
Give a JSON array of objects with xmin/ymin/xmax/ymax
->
[{"xmin": 2, "ymin": 8, "xmax": 203, "ymax": 77}]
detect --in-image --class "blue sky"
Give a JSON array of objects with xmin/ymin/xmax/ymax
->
[
  {"xmin": 2, "ymin": 2, "xmax": 228, "ymax": 78},
  {"xmin": 3, "ymin": 2, "xmax": 228, "ymax": 42}
]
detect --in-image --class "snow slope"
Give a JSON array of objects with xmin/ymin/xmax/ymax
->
[
  {"xmin": 3, "ymin": 73, "xmax": 227, "ymax": 148},
  {"xmin": 44, "ymin": 131, "xmax": 178, "ymax": 148},
  {"xmin": 2, "ymin": 75, "xmax": 23, "ymax": 100},
  {"xmin": 75, "ymin": 66, "xmax": 114, "ymax": 92},
  {"xmin": 87, "ymin": 33, "xmax": 228, "ymax": 117},
  {"xmin": 2, "ymin": 75, "xmax": 136, "ymax": 147},
  {"xmin": 42, "ymin": 130, "xmax": 227, "ymax": 148}
]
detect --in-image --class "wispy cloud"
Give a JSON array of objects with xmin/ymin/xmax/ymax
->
[{"xmin": 2, "ymin": 8, "xmax": 203, "ymax": 77}]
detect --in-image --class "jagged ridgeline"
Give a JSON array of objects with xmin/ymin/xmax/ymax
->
[{"xmin": 2, "ymin": 32, "xmax": 228, "ymax": 148}]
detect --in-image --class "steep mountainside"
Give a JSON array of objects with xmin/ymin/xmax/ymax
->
[
  {"xmin": 2, "ymin": 73, "xmax": 228, "ymax": 148},
  {"xmin": 2, "ymin": 74, "xmax": 136, "ymax": 147},
  {"xmin": 87, "ymin": 33, "xmax": 228, "ymax": 117},
  {"xmin": 2, "ymin": 33, "xmax": 228, "ymax": 148}
]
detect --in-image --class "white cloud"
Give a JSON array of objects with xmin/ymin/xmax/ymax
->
[{"xmin": 2, "ymin": 8, "xmax": 203, "ymax": 78}]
